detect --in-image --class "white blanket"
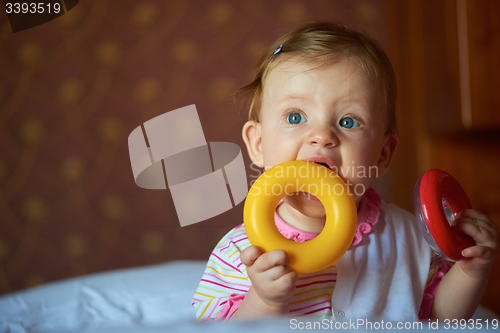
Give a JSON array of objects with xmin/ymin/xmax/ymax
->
[{"xmin": 0, "ymin": 261, "xmax": 498, "ymax": 333}]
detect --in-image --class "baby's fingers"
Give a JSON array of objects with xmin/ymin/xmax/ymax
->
[
  {"xmin": 276, "ymin": 269, "xmax": 298, "ymax": 285},
  {"xmin": 452, "ymin": 217, "xmax": 498, "ymax": 246},
  {"xmin": 455, "ymin": 210, "xmax": 498, "ymax": 234},
  {"xmin": 241, "ymin": 246, "xmax": 264, "ymax": 267},
  {"xmin": 457, "ymin": 209, "xmax": 492, "ymax": 222},
  {"xmin": 462, "ymin": 245, "xmax": 497, "ymax": 261},
  {"xmin": 274, "ymin": 270, "xmax": 298, "ymax": 294},
  {"xmin": 253, "ymin": 250, "xmax": 289, "ymax": 273},
  {"xmin": 265, "ymin": 264, "xmax": 293, "ymax": 281}
]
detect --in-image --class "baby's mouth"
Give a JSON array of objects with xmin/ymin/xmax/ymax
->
[
  {"xmin": 305, "ymin": 192, "xmax": 321, "ymax": 201},
  {"xmin": 314, "ymin": 162, "xmax": 332, "ymax": 170}
]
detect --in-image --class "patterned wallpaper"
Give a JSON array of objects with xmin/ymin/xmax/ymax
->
[{"xmin": 0, "ymin": 0, "xmax": 385, "ymax": 294}]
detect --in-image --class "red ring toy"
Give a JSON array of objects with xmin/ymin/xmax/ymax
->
[{"xmin": 413, "ymin": 169, "xmax": 474, "ymax": 261}]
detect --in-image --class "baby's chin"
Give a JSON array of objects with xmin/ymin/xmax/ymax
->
[
  {"xmin": 283, "ymin": 192, "xmax": 327, "ymax": 218},
  {"xmin": 284, "ymin": 190, "xmax": 362, "ymax": 216}
]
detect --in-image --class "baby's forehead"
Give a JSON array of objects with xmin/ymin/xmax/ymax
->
[
  {"xmin": 263, "ymin": 57, "xmax": 375, "ymax": 98},
  {"xmin": 265, "ymin": 57, "xmax": 372, "ymax": 88}
]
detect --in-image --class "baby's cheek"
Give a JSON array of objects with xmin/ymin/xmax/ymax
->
[{"xmin": 343, "ymin": 172, "xmax": 373, "ymax": 201}]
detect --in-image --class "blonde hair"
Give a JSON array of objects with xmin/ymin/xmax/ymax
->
[{"xmin": 235, "ymin": 22, "xmax": 397, "ymax": 135}]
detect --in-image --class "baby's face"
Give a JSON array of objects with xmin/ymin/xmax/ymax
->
[{"xmin": 244, "ymin": 58, "xmax": 396, "ymax": 218}]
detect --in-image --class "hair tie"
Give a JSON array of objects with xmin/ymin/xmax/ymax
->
[{"xmin": 273, "ymin": 44, "xmax": 283, "ymax": 55}]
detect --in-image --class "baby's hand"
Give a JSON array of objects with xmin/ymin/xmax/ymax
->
[
  {"xmin": 240, "ymin": 246, "xmax": 298, "ymax": 309},
  {"xmin": 452, "ymin": 209, "xmax": 499, "ymax": 278}
]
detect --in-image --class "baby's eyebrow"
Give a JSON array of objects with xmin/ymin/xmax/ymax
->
[{"xmin": 276, "ymin": 94, "xmax": 310, "ymax": 103}]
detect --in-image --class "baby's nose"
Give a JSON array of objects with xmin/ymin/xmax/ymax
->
[{"xmin": 307, "ymin": 127, "xmax": 338, "ymax": 148}]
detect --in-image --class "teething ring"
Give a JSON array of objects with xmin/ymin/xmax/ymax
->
[
  {"xmin": 413, "ymin": 169, "xmax": 475, "ymax": 261},
  {"xmin": 243, "ymin": 160, "xmax": 357, "ymax": 273}
]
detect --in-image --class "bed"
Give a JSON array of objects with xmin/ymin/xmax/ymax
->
[{"xmin": 0, "ymin": 260, "xmax": 498, "ymax": 332}]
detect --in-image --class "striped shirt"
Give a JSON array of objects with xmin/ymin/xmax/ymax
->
[{"xmin": 192, "ymin": 190, "xmax": 451, "ymax": 321}]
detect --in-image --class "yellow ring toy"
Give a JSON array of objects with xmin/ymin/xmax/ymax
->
[{"xmin": 243, "ymin": 160, "xmax": 357, "ymax": 274}]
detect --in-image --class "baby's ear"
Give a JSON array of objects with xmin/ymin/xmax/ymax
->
[
  {"xmin": 242, "ymin": 120, "xmax": 264, "ymax": 168},
  {"xmin": 376, "ymin": 134, "xmax": 399, "ymax": 177}
]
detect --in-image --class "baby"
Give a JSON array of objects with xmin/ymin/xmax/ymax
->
[{"xmin": 192, "ymin": 22, "xmax": 498, "ymax": 322}]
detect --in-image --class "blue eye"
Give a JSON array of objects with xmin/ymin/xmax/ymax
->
[
  {"xmin": 287, "ymin": 112, "xmax": 306, "ymax": 124},
  {"xmin": 339, "ymin": 117, "xmax": 360, "ymax": 129}
]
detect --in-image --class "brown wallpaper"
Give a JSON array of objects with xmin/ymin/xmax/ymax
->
[{"xmin": 0, "ymin": 0, "xmax": 386, "ymax": 294}]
